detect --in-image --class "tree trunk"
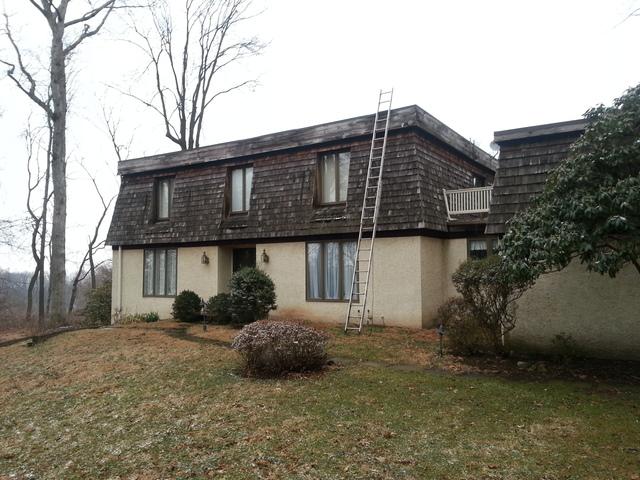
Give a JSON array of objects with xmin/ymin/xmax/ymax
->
[
  {"xmin": 48, "ymin": 26, "xmax": 68, "ymax": 323},
  {"xmin": 39, "ymin": 125, "xmax": 52, "ymax": 324}
]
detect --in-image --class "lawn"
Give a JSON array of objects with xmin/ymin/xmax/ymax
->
[{"xmin": 0, "ymin": 321, "xmax": 639, "ymax": 479}]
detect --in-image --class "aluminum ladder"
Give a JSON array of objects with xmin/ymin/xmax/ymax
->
[{"xmin": 344, "ymin": 89, "xmax": 393, "ymax": 333}]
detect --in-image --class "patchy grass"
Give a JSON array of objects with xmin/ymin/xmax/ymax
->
[{"xmin": 1, "ymin": 321, "xmax": 639, "ymax": 479}]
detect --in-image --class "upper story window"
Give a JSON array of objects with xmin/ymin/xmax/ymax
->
[
  {"xmin": 319, "ymin": 151, "xmax": 350, "ymax": 204},
  {"xmin": 230, "ymin": 166, "xmax": 253, "ymax": 213},
  {"xmin": 472, "ymin": 174, "xmax": 486, "ymax": 187},
  {"xmin": 155, "ymin": 177, "xmax": 174, "ymax": 221},
  {"xmin": 468, "ymin": 237, "xmax": 500, "ymax": 260}
]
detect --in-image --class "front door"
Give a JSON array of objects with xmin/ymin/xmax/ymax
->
[{"xmin": 233, "ymin": 248, "xmax": 256, "ymax": 272}]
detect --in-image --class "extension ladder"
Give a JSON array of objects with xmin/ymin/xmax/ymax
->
[{"xmin": 344, "ymin": 89, "xmax": 393, "ymax": 333}]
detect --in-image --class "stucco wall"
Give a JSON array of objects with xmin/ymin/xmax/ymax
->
[
  {"xmin": 112, "ymin": 246, "xmax": 221, "ymax": 320},
  {"xmin": 510, "ymin": 262, "xmax": 640, "ymax": 360},
  {"xmin": 112, "ymin": 236, "xmax": 469, "ymax": 328},
  {"xmin": 258, "ymin": 237, "xmax": 429, "ymax": 328}
]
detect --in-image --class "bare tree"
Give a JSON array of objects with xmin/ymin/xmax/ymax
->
[
  {"xmin": 1, "ymin": 1, "xmax": 120, "ymax": 322},
  {"xmin": 126, "ymin": 0, "xmax": 264, "ymax": 150},
  {"xmin": 68, "ymin": 166, "xmax": 114, "ymax": 314},
  {"xmin": 23, "ymin": 120, "xmax": 53, "ymax": 323}
]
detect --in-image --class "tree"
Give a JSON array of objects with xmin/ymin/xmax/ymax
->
[
  {"xmin": 502, "ymin": 84, "xmax": 640, "ymax": 283},
  {"xmin": 24, "ymin": 119, "xmax": 52, "ymax": 323},
  {"xmin": 127, "ymin": 0, "xmax": 264, "ymax": 150},
  {"xmin": 1, "ymin": 1, "xmax": 119, "ymax": 322}
]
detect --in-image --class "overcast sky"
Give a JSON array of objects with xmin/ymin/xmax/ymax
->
[{"xmin": 1, "ymin": 0, "xmax": 639, "ymax": 273}]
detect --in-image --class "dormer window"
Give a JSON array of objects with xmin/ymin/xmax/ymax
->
[
  {"xmin": 319, "ymin": 151, "xmax": 350, "ymax": 204},
  {"xmin": 155, "ymin": 177, "xmax": 174, "ymax": 221},
  {"xmin": 230, "ymin": 166, "xmax": 253, "ymax": 213}
]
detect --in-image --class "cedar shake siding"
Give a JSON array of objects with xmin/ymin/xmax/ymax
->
[
  {"xmin": 106, "ymin": 106, "xmax": 495, "ymax": 247},
  {"xmin": 485, "ymin": 119, "xmax": 587, "ymax": 235}
]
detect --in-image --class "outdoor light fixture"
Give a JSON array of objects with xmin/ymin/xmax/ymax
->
[
  {"xmin": 201, "ymin": 251, "xmax": 209, "ymax": 264},
  {"xmin": 261, "ymin": 249, "xmax": 269, "ymax": 263}
]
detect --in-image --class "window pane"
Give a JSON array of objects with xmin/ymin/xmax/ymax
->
[
  {"xmin": 324, "ymin": 242, "xmax": 339, "ymax": 299},
  {"xmin": 307, "ymin": 243, "xmax": 322, "ymax": 299},
  {"xmin": 231, "ymin": 169, "xmax": 244, "ymax": 212},
  {"xmin": 321, "ymin": 154, "xmax": 336, "ymax": 203},
  {"xmin": 342, "ymin": 241, "xmax": 357, "ymax": 300},
  {"xmin": 491, "ymin": 238, "xmax": 500, "ymax": 254},
  {"xmin": 155, "ymin": 250, "xmax": 166, "ymax": 295},
  {"xmin": 244, "ymin": 167, "xmax": 253, "ymax": 211},
  {"xmin": 469, "ymin": 240, "xmax": 487, "ymax": 260},
  {"xmin": 166, "ymin": 249, "xmax": 177, "ymax": 296},
  {"xmin": 338, "ymin": 152, "xmax": 350, "ymax": 202},
  {"xmin": 158, "ymin": 180, "xmax": 169, "ymax": 218},
  {"xmin": 144, "ymin": 250, "xmax": 154, "ymax": 295}
]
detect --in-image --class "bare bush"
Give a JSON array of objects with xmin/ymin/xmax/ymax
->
[{"xmin": 231, "ymin": 321, "xmax": 328, "ymax": 377}]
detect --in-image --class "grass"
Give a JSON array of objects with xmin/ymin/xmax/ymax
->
[{"xmin": 1, "ymin": 321, "xmax": 639, "ymax": 479}]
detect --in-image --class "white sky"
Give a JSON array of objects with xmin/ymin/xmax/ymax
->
[{"xmin": 0, "ymin": 0, "xmax": 639, "ymax": 273}]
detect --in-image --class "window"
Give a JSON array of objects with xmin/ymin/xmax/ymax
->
[
  {"xmin": 319, "ymin": 152, "xmax": 350, "ymax": 204},
  {"xmin": 230, "ymin": 166, "xmax": 253, "ymax": 213},
  {"xmin": 467, "ymin": 237, "xmax": 500, "ymax": 260},
  {"xmin": 306, "ymin": 241, "xmax": 357, "ymax": 301},
  {"xmin": 155, "ymin": 177, "xmax": 174, "ymax": 220},
  {"xmin": 143, "ymin": 248, "xmax": 177, "ymax": 296},
  {"xmin": 472, "ymin": 174, "xmax": 486, "ymax": 187}
]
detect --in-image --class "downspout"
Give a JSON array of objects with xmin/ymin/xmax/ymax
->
[{"xmin": 114, "ymin": 246, "xmax": 123, "ymax": 324}]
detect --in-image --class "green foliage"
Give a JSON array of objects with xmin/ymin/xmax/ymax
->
[
  {"xmin": 452, "ymin": 256, "xmax": 532, "ymax": 354},
  {"xmin": 436, "ymin": 298, "xmax": 492, "ymax": 355},
  {"xmin": 118, "ymin": 312, "xmax": 159, "ymax": 325},
  {"xmin": 551, "ymin": 332, "xmax": 581, "ymax": 363},
  {"xmin": 231, "ymin": 321, "xmax": 328, "ymax": 376},
  {"xmin": 171, "ymin": 290, "xmax": 202, "ymax": 323},
  {"xmin": 83, "ymin": 281, "xmax": 112, "ymax": 326},
  {"xmin": 205, "ymin": 293, "xmax": 233, "ymax": 325},
  {"xmin": 228, "ymin": 268, "xmax": 277, "ymax": 325},
  {"xmin": 502, "ymin": 83, "xmax": 640, "ymax": 283}
]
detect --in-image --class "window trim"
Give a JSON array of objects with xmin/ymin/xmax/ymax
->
[
  {"xmin": 317, "ymin": 150, "xmax": 350, "ymax": 206},
  {"xmin": 228, "ymin": 165, "xmax": 253, "ymax": 214},
  {"xmin": 305, "ymin": 240, "xmax": 357, "ymax": 303},
  {"xmin": 467, "ymin": 237, "xmax": 500, "ymax": 260},
  {"xmin": 142, "ymin": 248, "xmax": 178, "ymax": 298},
  {"xmin": 154, "ymin": 177, "xmax": 174, "ymax": 222}
]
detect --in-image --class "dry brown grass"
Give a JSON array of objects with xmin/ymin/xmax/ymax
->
[{"xmin": 1, "ymin": 321, "xmax": 639, "ymax": 479}]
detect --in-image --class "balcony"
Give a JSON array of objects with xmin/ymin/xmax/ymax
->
[{"xmin": 443, "ymin": 186, "xmax": 493, "ymax": 220}]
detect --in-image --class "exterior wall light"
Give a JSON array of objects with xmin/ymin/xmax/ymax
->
[
  {"xmin": 261, "ymin": 249, "xmax": 269, "ymax": 263},
  {"xmin": 201, "ymin": 251, "xmax": 209, "ymax": 265}
]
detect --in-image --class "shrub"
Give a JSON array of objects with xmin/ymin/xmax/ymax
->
[
  {"xmin": 435, "ymin": 298, "xmax": 492, "ymax": 355},
  {"xmin": 452, "ymin": 256, "xmax": 532, "ymax": 355},
  {"xmin": 143, "ymin": 311, "xmax": 160, "ymax": 323},
  {"xmin": 116, "ymin": 312, "xmax": 159, "ymax": 325},
  {"xmin": 171, "ymin": 290, "xmax": 202, "ymax": 323},
  {"xmin": 205, "ymin": 293, "xmax": 233, "ymax": 324},
  {"xmin": 551, "ymin": 332, "xmax": 581, "ymax": 363},
  {"xmin": 84, "ymin": 281, "xmax": 112, "ymax": 326},
  {"xmin": 228, "ymin": 268, "xmax": 277, "ymax": 325},
  {"xmin": 231, "ymin": 321, "xmax": 328, "ymax": 376}
]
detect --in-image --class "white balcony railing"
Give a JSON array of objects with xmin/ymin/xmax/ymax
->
[{"xmin": 443, "ymin": 186, "xmax": 493, "ymax": 219}]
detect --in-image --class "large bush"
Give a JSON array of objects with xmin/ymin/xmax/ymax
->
[
  {"xmin": 451, "ymin": 256, "xmax": 532, "ymax": 354},
  {"xmin": 435, "ymin": 298, "xmax": 492, "ymax": 355},
  {"xmin": 228, "ymin": 268, "xmax": 276, "ymax": 325},
  {"xmin": 231, "ymin": 321, "xmax": 328, "ymax": 376},
  {"xmin": 205, "ymin": 293, "xmax": 233, "ymax": 324},
  {"xmin": 84, "ymin": 281, "xmax": 112, "ymax": 326},
  {"xmin": 171, "ymin": 290, "xmax": 202, "ymax": 322}
]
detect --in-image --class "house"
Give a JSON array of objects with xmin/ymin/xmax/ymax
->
[
  {"xmin": 106, "ymin": 105, "xmax": 498, "ymax": 328},
  {"xmin": 488, "ymin": 120, "xmax": 640, "ymax": 360}
]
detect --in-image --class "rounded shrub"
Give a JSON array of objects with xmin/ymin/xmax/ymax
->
[
  {"xmin": 228, "ymin": 268, "xmax": 276, "ymax": 325},
  {"xmin": 205, "ymin": 293, "xmax": 233, "ymax": 324},
  {"xmin": 231, "ymin": 321, "xmax": 328, "ymax": 376},
  {"xmin": 171, "ymin": 290, "xmax": 202, "ymax": 323}
]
